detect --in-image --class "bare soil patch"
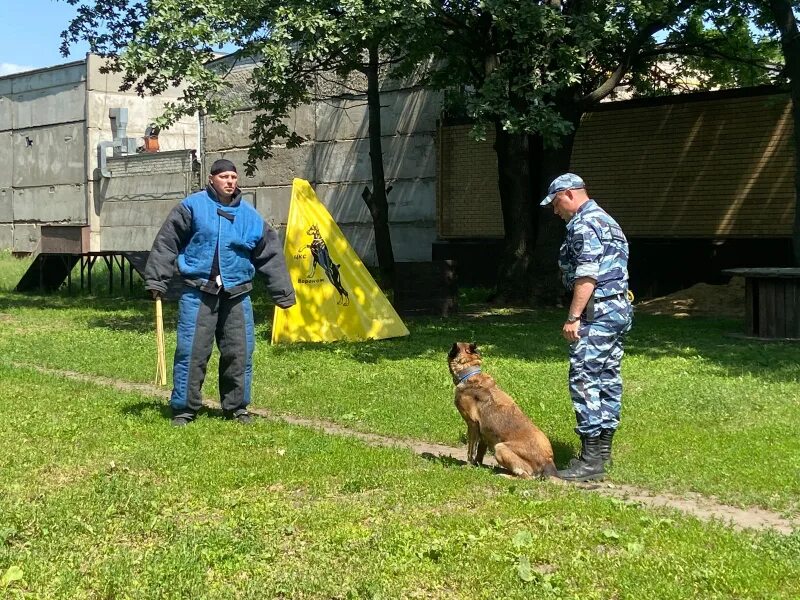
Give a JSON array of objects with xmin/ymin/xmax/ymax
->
[
  {"xmin": 635, "ymin": 277, "xmax": 745, "ymax": 319},
  {"xmin": 17, "ymin": 362, "xmax": 798, "ymax": 535}
]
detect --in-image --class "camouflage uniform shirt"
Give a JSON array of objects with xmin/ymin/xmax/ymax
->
[{"xmin": 558, "ymin": 199, "xmax": 629, "ymax": 298}]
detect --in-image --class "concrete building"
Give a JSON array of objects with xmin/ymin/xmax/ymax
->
[
  {"xmin": 202, "ymin": 56, "xmax": 441, "ymax": 264},
  {"xmin": 2, "ymin": 53, "xmax": 441, "ymax": 291},
  {"xmin": 0, "ymin": 54, "xmax": 198, "ymax": 259}
]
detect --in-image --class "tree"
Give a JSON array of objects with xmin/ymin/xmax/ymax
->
[
  {"xmin": 425, "ymin": 1, "xmax": 781, "ymax": 302},
  {"xmin": 761, "ymin": 0, "xmax": 800, "ymax": 265},
  {"xmin": 60, "ymin": 0, "xmax": 429, "ymax": 284}
]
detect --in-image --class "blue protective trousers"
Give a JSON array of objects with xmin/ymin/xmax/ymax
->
[{"xmin": 170, "ymin": 287, "xmax": 255, "ymax": 418}]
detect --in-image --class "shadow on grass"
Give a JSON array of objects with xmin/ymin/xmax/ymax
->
[
  {"xmin": 422, "ymin": 437, "xmax": 575, "ymax": 471},
  {"xmin": 3, "ymin": 289, "xmax": 799, "ymax": 384},
  {"xmin": 87, "ymin": 314, "xmax": 158, "ymax": 334},
  {"xmin": 0, "ymin": 293, "xmax": 149, "ymax": 314},
  {"xmin": 623, "ymin": 313, "xmax": 800, "ymax": 383},
  {"xmin": 268, "ymin": 312, "xmax": 567, "ymax": 364},
  {"xmin": 0, "ymin": 291, "xmax": 275, "ymax": 335},
  {"xmin": 420, "ymin": 452, "xmax": 466, "ymax": 468},
  {"xmin": 122, "ymin": 400, "xmax": 227, "ymax": 423},
  {"xmin": 122, "ymin": 399, "xmax": 173, "ymax": 420},
  {"xmin": 552, "ymin": 439, "xmax": 577, "ymax": 467}
]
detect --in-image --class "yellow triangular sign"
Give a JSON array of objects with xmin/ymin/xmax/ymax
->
[{"xmin": 271, "ymin": 179, "xmax": 410, "ymax": 343}]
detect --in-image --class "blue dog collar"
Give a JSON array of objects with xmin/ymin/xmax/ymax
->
[{"xmin": 457, "ymin": 368, "xmax": 481, "ymax": 384}]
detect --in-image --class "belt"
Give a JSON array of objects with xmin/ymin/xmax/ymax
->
[
  {"xmin": 584, "ymin": 292, "xmax": 628, "ymax": 320},
  {"xmin": 594, "ymin": 291, "xmax": 626, "ymax": 301}
]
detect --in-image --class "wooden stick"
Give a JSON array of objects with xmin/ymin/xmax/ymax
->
[{"xmin": 155, "ymin": 296, "xmax": 167, "ymax": 386}]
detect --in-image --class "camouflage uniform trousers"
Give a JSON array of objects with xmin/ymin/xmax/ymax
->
[{"xmin": 568, "ymin": 295, "xmax": 633, "ymax": 437}]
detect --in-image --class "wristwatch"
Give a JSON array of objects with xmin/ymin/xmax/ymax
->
[{"xmin": 566, "ymin": 314, "xmax": 580, "ymax": 324}]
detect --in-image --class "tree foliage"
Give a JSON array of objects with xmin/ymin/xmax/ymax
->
[
  {"xmin": 427, "ymin": 0, "xmax": 781, "ymax": 146},
  {"xmin": 62, "ymin": 0, "xmax": 424, "ymax": 164}
]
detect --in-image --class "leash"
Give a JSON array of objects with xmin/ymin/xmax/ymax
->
[{"xmin": 456, "ymin": 368, "xmax": 481, "ymax": 384}]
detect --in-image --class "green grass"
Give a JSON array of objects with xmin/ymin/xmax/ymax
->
[
  {"xmin": 1, "ymin": 248, "xmax": 800, "ymax": 596},
  {"xmin": 1, "ymin": 364, "xmax": 799, "ymax": 599},
  {"xmin": 0, "ymin": 250, "xmax": 33, "ymax": 291},
  {"xmin": 0, "ymin": 288, "xmax": 798, "ymax": 515}
]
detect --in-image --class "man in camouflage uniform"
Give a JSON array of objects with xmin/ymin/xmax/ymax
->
[{"xmin": 540, "ymin": 173, "xmax": 632, "ymax": 481}]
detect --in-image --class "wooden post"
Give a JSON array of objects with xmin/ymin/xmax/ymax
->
[
  {"xmin": 723, "ymin": 268, "xmax": 800, "ymax": 339},
  {"xmin": 155, "ymin": 297, "xmax": 167, "ymax": 386}
]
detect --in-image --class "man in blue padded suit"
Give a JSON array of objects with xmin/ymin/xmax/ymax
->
[
  {"xmin": 540, "ymin": 173, "xmax": 632, "ymax": 481},
  {"xmin": 144, "ymin": 159, "xmax": 295, "ymax": 427}
]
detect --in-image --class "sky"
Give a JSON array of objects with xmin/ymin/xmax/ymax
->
[{"xmin": 0, "ymin": 0, "xmax": 90, "ymax": 75}]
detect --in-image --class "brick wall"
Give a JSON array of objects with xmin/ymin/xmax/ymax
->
[
  {"xmin": 437, "ymin": 125, "xmax": 504, "ymax": 238},
  {"xmin": 572, "ymin": 93, "xmax": 794, "ymax": 238},
  {"xmin": 439, "ymin": 89, "xmax": 796, "ymax": 240}
]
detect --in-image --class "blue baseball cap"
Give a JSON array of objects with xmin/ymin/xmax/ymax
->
[{"xmin": 540, "ymin": 173, "xmax": 585, "ymax": 206}]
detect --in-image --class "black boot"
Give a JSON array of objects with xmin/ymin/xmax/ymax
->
[
  {"xmin": 567, "ymin": 435, "xmax": 588, "ymax": 468},
  {"xmin": 599, "ymin": 429, "xmax": 615, "ymax": 467},
  {"xmin": 557, "ymin": 435, "xmax": 605, "ymax": 482}
]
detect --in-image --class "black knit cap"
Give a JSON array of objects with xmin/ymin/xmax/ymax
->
[{"xmin": 210, "ymin": 158, "xmax": 237, "ymax": 175}]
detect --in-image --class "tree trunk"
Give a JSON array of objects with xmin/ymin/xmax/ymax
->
[
  {"xmin": 493, "ymin": 93, "xmax": 583, "ymax": 305},
  {"xmin": 492, "ymin": 124, "xmax": 579, "ymax": 303},
  {"xmin": 493, "ymin": 124, "xmax": 535, "ymax": 302},
  {"xmin": 528, "ymin": 129, "xmax": 578, "ymax": 304},
  {"xmin": 361, "ymin": 43, "xmax": 395, "ymax": 283},
  {"xmin": 767, "ymin": 0, "xmax": 800, "ymax": 265}
]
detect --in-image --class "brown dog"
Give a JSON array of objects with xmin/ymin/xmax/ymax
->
[{"xmin": 448, "ymin": 342, "xmax": 557, "ymax": 478}]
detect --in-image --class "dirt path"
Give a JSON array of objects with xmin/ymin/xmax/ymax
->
[{"xmin": 18, "ymin": 362, "xmax": 798, "ymax": 535}]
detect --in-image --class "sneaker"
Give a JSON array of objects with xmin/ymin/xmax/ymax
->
[{"xmin": 171, "ymin": 416, "xmax": 192, "ymax": 428}]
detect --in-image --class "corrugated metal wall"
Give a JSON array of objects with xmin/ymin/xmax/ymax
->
[{"xmin": 203, "ymin": 59, "xmax": 442, "ymax": 265}]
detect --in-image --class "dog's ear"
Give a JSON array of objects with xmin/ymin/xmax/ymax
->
[
  {"xmin": 468, "ymin": 342, "xmax": 479, "ymax": 355},
  {"xmin": 448, "ymin": 342, "xmax": 459, "ymax": 359}
]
